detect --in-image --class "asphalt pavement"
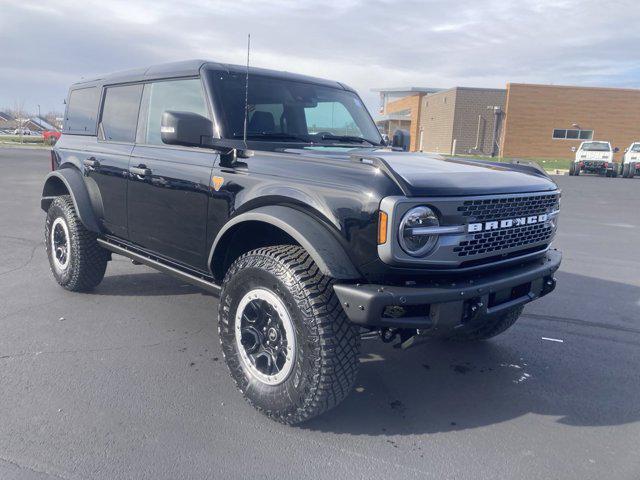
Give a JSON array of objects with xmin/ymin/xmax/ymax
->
[{"xmin": 1, "ymin": 147, "xmax": 639, "ymax": 480}]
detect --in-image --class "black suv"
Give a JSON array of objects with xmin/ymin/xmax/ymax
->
[{"xmin": 41, "ymin": 60, "xmax": 561, "ymax": 424}]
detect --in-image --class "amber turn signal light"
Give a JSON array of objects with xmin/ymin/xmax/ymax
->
[{"xmin": 378, "ymin": 211, "xmax": 388, "ymax": 245}]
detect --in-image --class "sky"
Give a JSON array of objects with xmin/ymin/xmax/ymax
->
[{"xmin": 1, "ymin": 0, "xmax": 640, "ymax": 117}]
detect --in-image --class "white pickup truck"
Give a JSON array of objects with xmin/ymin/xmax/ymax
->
[
  {"xmin": 621, "ymin": 142, "xmax": 640, "ymax": 178},
  {"xmin": 569, "ymin": 141, "xmax": 619, "ymax": 177}
]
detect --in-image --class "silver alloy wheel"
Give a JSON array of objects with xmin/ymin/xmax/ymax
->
[
  {"xmin": 235, "ymin": 288, "xmax": 296, "ymax": 385},
  {"xmin": 51, "ymin": 217, "xmax": 71, "ymax": 270}
]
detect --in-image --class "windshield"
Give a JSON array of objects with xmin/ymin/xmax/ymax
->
[
  {"xmin": 581, "ymin": 142, "xmax": 610, "ymax": 152},
  {"xmin": 209, "ymin": 70, "xmax": 381, "ymax": 145},
  {"xmin": 631, "ymin": 144, "xmax": 640, "ymax": 152}
]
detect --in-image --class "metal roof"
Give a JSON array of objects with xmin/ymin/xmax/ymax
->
[
  {"xmin": 371, "ymin": 86, "xmax": 443, "ymax": 94},
  {"xmin": 71, "ymin": 59, "xmax": 348, "ymax": 90}
]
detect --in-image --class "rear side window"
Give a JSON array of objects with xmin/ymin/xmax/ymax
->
[
  {"xmin": 65, "ymin": 87, "xmax": 99, "ymax": 134},
  {"xmin": 143, "ymin": 78, "xmax": 209, "ymax": 145},
  {"xmin": 101, "ymin": 84, "xmax": 143, "ymax": 143}
]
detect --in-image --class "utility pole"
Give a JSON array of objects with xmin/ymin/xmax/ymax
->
[{"xmin": 38, "ymin": 104, "xmax": 41, "ymax": 118}]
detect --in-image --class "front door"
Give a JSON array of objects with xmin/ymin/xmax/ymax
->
[{"xmin": 127, "ymin": 78, "xmax": 215, "ymax": 271}]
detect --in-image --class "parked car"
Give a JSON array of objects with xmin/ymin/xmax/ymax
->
[
  {"xmin": 569, "ymin": 141, "xmax": 619, "ymax": 177},
  {"xmin": 13, "ymin": 128, "xmax": 33, "ymax": 135},
  {"xmin": 41, "ymin": 60, "xmax": 562, "ymax": 424},
  {"xmin": 621, "ymin": 142, "xmax": 640, "ymax": 178},
  {"xmin": 43, "ymin": 130, "xmax": 61, "ymax": 145}
]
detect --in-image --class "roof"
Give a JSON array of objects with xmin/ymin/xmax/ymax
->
[
  {"xmin": 71, "ymin": 59, "xmax": 348, "ymax": 91},
  {"xmin": 30, "ymin": 117, "xmax": 57, "ymax": 131},
  {"xmin": 0, "ymin": 111, "xmax": 14, "ymax": 121},
  {"xmin": 371, "ymin": 86, "xmax": 443, "ymax": 94},
  {"xmin": 375, "ymin": 113, "xmax": 412, "ymax": 122}
]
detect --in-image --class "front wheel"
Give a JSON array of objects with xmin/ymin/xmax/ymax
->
[
  {"xmin": 630, "ymin": 163, "xmax": 636, "ymax": 179},
  {"xmin": 569, "ymin": 162, "xmax": 576, "ymax": 176},
  {"xmin": 45, "ymin": 195, "xmax": 108, "ymax": 291},
  {"xmin": 218, "ymin": 245, "xmax": 360, "ymax": 424}
]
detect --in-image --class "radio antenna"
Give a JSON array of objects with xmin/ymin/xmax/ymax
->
[{"xmin": 242, "ymin": 33, "xmax": 251, "ymax": 149}]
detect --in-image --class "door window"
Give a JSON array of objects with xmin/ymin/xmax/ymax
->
[
  {"xmin": 143, "ymin": 79, "xmax": 209, "ymax": 145},
  {"xmin": 65, "ymin": 87, "xmax": 99, "ymax": 134},
  {"xmin": 101, "ymin": 84, "xmax": 143, "ymax": 143}
]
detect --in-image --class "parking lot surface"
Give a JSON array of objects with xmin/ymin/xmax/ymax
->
[{"xmin": 1, "ymin": 148, "xmax": 639, "ymax": 480}]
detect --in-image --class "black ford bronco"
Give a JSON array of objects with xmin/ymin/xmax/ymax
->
[{"xmin": 41, "ymin": 60, "xmax": 561, "ymax": 424}]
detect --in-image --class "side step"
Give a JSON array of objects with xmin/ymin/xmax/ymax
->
[{"xmin": 97, "ymin": 238, "xmax": 221, "ymax": 295}]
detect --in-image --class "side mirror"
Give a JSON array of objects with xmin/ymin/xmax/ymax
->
[
  {"xmin": 161, "ymin": 110, "xmax": 213, "ymax": 148},
  {"xmin": 392, "ymin": 129, "xmax": 410, "ymax": 151},
  {"xmin": 614, "ymin": 147, "xmax": 620, "ymax": 153},
  {"xmin": 624, "ymin": 148, "xmax": 629, "ymax": 153},
  {"xmin": 571, "ymin": 146, "xmax": 576, "ymax": 152}
]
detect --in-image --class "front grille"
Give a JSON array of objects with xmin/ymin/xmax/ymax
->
[
  {"xmin": 454, "ymin": 223, "xmax": 554, "ymax": 257},
  {"xmin": 457, "ymin": 193, "xmax": 559, "ymax": 222}
]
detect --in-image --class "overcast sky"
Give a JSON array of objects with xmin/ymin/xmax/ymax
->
[{"xmin": 2, "ymin": 0, "xmax": 639, "ymax": 116}]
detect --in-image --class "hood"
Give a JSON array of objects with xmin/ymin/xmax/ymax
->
[{"xmin": 300, "ymin": 148, "xmax": 557, "ymax": 197}]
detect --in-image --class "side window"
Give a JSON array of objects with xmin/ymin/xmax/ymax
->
[
  {"xmin": 304, "ymin": 102, "xmax": 363, "ymax": 136},
  {"xmin": 65, "ymin": 87, "xmax": 99, "ymax": 134},
  {"xmin": 101, "ymin": 84, "xmax": 143, "ymax": 143},
  {"xmin": 144, "ymin": 79, "xmax": 209, "ymax": 145}
]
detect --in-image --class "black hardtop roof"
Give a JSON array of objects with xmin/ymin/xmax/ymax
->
[{"xmin": 70, "ymin": 59, "xmax": 351, "ymax": 91}]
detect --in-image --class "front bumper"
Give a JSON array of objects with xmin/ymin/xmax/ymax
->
[{"xmin": 334, "ymin": 249, "xmax": 561, "ymax": 335}]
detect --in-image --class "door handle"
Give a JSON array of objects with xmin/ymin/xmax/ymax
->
[
  {"xmin": 130, "ymin": 166, "xmax": 152, "ymax": 177},
  {"xmin": 83, "ymin": 157, "xmax": 100, "ymax": 169}
]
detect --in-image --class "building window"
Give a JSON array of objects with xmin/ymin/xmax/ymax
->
[{"xmin": 552, "ymin": 129, "xmax": 593, "ymax": 140}]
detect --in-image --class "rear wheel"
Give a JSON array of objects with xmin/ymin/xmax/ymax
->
[
  {"xmin": 45, "ymin": 195, "xmax": 108, "ymax": 291},
  {"xmin": 218, "ymin": 245, "xmax": 360, "ymax": 424},
  {"xmin": 447, "ymin": 305, "xmax": 524, "ymax": 342}
]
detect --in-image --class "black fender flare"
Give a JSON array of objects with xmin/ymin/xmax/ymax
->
[
  {"xmin": 41, "ymin": 169, "xmax": 101, "ymax": 233},
  {"xmin": 208, "ymin": 205, "xmax": 361, "ymax": 280}
]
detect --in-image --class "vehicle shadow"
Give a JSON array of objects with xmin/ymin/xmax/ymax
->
[
  {"xmin": 303, "ymin": 271, "xmax": 640, "ymax": 436},
  {"xmin": 92, "ymin": 272, "xmax": 203, "ymax": 296}
]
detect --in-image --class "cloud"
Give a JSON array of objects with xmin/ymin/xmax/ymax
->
[{"xmin": 1, "ymin": 0, "xmax": 639, "ymax": 115}]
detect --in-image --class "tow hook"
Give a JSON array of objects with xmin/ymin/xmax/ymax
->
[
  {"xmin": 380, "ymin": 328, "xmax": 399, "ymax": 343},
  {"xmin": 542, "ymin": 276, "xmax": 557, "ymax": 295},
  {"xmin": 462, "ymin": 298, "xmax": 484, "ymax": 323}
]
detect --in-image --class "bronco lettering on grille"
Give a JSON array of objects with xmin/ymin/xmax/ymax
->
[{"xmin": 468, "ymin": 214, "xmax": 549, "ymax": 233}]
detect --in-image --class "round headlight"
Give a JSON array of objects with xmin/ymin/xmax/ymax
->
[{"xmin": 398, "ymin": 206, "xmax": 439, "ymax": 256}]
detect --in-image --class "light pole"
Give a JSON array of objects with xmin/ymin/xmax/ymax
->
[{"xmin": 37, "ymin": 104, "xmax": 41, "ymax": 118}]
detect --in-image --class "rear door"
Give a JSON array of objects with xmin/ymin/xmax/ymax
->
[
  {"xmin": 88, "ymin": 84, "xmax": 143, "ymax": 238},
  {"xmin": 127, "ymin": 78, "xmax": 216, "ymax": 271}
]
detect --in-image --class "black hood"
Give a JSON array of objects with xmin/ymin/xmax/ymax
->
[
  {"xmin": 281, "ymin": 147, "xmax": 558, "ymax": 196},
  {"xmin": 364, "ymin": 151, "xmax": 558, "ymax": 196}
]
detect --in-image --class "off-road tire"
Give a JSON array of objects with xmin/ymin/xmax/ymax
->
[
  {"xmin": 45, "ymin": 195, "xmax": 108, "ymax": 291},
  {"xmin": 218, "ymin": 245, "xmax": 360, "ymax": 424},
  {"xmin": 447, "ymin": 305, "xmax": 524, "ymax": 342},
  {"xmin": 569, "ymin": 162, "xmax": 576, "ymax": 176},
  {"xmin": 622, "ymin": 163, "xmax": 630, "ymax": 178}
]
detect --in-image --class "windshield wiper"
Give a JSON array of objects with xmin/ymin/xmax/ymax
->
[
  {"xmin": 320, "ymin": 134, "xmax": 379, "ymax": 146},
  {"xmin": 231, "ymin": 133, "xmax": 311, "ymax": 142}
]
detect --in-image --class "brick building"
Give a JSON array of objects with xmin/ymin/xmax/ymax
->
[
  {"xmin": 374, "ymin": 82, "xmax": 640, "ymax": 160},
  {"xmin": 501, "ymin": 83, "xmax": 640, "ymax": 160}
]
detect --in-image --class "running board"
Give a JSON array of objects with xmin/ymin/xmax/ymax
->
[{"xmin": 97, "ymin": 238, "xmax": 221, "ymax": 295}]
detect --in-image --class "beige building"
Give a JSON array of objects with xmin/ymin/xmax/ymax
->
[
  {"xmin": 374, "ymin": 86, "xmax": 506, "ymax": 154},
  {"xmin": 418, "ymin": 87, "xmax": 505, "ymax": 155}
]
